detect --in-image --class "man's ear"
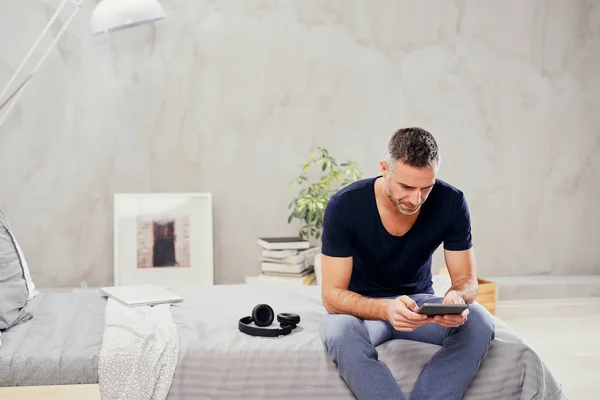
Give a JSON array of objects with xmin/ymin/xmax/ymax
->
[{"xmin": 379, "ymin": 160, "xmax": 388, "ymax": 176}]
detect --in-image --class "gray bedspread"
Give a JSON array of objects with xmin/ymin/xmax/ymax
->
[
  {"xmin": 0, "ymin": 290, "xmax": 106, "ymax": 386},
  {"xmin": 166, "ymin": 284, "xmax": 567, "ymax": 400},
  {"xmin": 0, "ymin": 284, "xmax": 569, "ymax": 399}
]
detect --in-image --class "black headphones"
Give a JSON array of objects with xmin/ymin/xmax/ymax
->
[{"xmin": 238, "ymin": 304, "xmax": 301, "ymax": 337}]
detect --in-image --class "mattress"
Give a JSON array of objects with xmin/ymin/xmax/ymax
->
[
  {"xmin": 0, "ymin": 290, "xmax": 106, "ymax": 387},
  {"xmin": 166, "ymin": 284, "xmax": 567, "ymax": 400}
]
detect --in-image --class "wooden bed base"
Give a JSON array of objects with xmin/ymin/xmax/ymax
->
[{"xmin": 0, "ymin": 384, "xmax": 100, "ymax": 400}]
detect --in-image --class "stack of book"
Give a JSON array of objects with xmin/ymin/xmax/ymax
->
[{"xmin": 255, "ymin": 237, "xmax": 318, "ymax": 285}]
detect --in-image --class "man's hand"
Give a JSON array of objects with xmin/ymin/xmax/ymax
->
[
  {"xmin": 386, "ymin": 296, "xmax": 433, "ymax": 332},
  {"xmin": 444, "ymin": 290, "xmax": 465, "ymax": 305},
  {"xmin": 431, "ymin": 290, "xmax": 470, "ymax": 328}
]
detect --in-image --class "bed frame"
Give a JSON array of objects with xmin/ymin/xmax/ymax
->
[{"xmin": 0, "ymin": 384, "xmax": 100, "ymax": 400}]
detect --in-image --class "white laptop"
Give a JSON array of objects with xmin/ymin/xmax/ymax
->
[{"xmin": 100, "ymin": 284, "xmax": 183, "ymax": 307}]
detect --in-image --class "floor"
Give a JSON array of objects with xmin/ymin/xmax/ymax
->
[
  {"xmin": 496, "ymin": 297, "xmax": 600, "ymax": 400},
  {"xmin": 490, "ymin": 274, "xmax": 600, "ymax": 300}
]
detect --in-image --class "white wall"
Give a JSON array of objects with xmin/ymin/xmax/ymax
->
[{"xmin": 0, "ymin": 0, "xmax": 598, "ymax": 288}]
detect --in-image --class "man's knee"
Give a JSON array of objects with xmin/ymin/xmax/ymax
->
[
  {"xmin": 320, "ymin": 314, "xmax": 364, "ymax": 353},
  {"xmin": 464, "ymin": 303, "xmax": 496, "ymax": 345}
]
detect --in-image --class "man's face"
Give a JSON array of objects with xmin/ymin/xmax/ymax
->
[{"xmin": 381, "ymin": 160, "xmax": 437, "ymax": 215}]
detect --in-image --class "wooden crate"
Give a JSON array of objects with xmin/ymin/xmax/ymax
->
[
  {"xmin": 475, "ymin": 276, "xmax": 498, "ymax": 315},
  {"xmin": 439, "ymin": 268, "xmax": 498, "ymax": 315}
]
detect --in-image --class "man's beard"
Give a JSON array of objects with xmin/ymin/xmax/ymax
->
[
  {"xmin": 385, "ymin": 179, "xmax": 424, "ymax": 215},
  {"xmin": 394, "ymin": 200, "xmax": 422, "ymax": 215}
]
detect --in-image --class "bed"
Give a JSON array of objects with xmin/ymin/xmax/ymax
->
[
  {"xmin": 0, "ymin": 282, "xmax": 567, "ymax": 400},
  {"xmin": 0, "ymin": 291, "xmax": 105, "ymax": 387}
]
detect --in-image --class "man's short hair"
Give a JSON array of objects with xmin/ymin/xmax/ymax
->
[{"xmin": 385, "ymin": 127, "xmax": 440, "ymax": 169}]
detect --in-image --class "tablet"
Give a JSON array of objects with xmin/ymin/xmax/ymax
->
[{"xmin": 415, "ymin": 303, "xmax": 469, "ymax": 316}]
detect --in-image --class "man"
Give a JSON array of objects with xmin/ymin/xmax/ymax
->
[{"xmin": 319, "ymin": 127, "xmax": 495, "ymax": 400}]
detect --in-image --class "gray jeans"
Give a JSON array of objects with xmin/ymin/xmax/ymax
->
[{"xmin": 320, "ymin": 293, "xmax": 496, "ymax": 400}]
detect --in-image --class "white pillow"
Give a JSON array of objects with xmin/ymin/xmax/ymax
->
[
  {"xmin": 0, "ymin": 208, "xmax": 37, "ymax": 300},
  {"xmin": 0, "ymin": 209, "xmax": 35, "ymax": 344},
  {"xmin": 9, "ymin": 231, "xmax": 37, "ymax": 300}
]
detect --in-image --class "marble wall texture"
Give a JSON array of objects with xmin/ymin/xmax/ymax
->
[{"xmin": 0, "ymin": 0, "xmax": 598, "ymax": 288}]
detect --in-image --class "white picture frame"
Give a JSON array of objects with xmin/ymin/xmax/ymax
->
[{"xmin": 113, "ymin": 193, "xmax": 214, "ymax": 287}]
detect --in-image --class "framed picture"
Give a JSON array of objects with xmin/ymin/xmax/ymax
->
[{"xmin": 113, "ymin": 193, "xmax": 214, "ymax": 287}]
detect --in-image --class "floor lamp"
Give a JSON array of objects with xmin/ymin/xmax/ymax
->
[{"xmin": 0, "ymin": 0, "xmax": 165, "ymax": 127}]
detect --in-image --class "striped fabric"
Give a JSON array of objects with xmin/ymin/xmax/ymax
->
[
  {"xmin": 0, "ymin": 291, "xmax": 105, "ymax": 386},
  {"xmin": 166, "ymin": 284, "xmax": 567, "ymax": 400}
]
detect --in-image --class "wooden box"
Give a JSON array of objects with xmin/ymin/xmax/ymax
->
[
  {"xmin": 439, "ymin": 268, "xmax": 498, "ymax": 315},
  {"xmin": 475, "ymin": 276, "xmax": 498, "ymax": 315}
]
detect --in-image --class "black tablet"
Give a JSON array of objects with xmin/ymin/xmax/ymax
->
[{"xmin": 415, "ymin": 303, "xmax": 469, "ymax": 316}]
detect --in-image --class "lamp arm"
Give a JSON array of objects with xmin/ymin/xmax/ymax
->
[
  {"xmin": 0, "ymin": 0, "xmax": 71, "ymax": 103},
  {"xmin": 0, "ymin": 0, "xmax": 83, "ymax": 126},
  {"xmin": 0, "ymin": 75, "xmax": 33, "ymax": 112}
]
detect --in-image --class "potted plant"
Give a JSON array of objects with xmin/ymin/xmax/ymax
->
[{"xmin": 288, "ymin": 147, "xmax": 362, "ymax": 284}]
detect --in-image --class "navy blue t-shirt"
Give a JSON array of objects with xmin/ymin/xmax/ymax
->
[{"xmin": 321, "ymin": 176, "xmax": 473, "ymax": 298}]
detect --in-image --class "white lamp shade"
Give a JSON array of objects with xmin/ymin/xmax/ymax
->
[{"xmin": 91, "ymin": 0, "xmax": 165, "ymax": 34}]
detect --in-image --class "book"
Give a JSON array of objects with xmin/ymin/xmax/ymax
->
[
  {"xmin": 257, "ymin": 236, "xmax": 310, "ymax": 250},
  {"xmin": 259, "ymin": 246, "xmax": 318, "ymax": 263},
  {"xmin": 256, "ymin": 272, "xmax": 316, "ymax": 285},
  {"xmin": 260, "ymin": 261, "xmax": 310, "ymax": 274},
  {"xmin": 261, "ymin": 266, "xmax": 314, "ymax": 277},
  {"xmin": 260, "ymin": 254, "xmax": 306, "ymax": 264},
  {"xmin": 260, "ymin": 248, "xmax": 299, "ymax": 258},
  {"xmin": 261, "ymin": 246, "xmax": 319, "ymax": 261}
]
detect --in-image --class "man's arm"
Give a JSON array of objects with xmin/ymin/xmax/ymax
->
[
  {"xmin": 320, "ymin": 254, "xmax": 389, "ymax": 321},
  {"xmin": 443, "ymin": 248, "xmax": 478, "ymax": 304}
]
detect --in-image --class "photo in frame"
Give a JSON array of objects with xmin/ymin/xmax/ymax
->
[{"xmin": 113, "ymin": 193, "xmax": 214, "ymax": 287}]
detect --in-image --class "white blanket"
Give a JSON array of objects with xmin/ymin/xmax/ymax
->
[{"xmin": 98, "ymin": 299, "xmax": 179, "ymax": 400}]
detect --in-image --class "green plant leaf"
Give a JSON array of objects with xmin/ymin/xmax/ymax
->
[{"xmin": 288, "ymin": 146, "xmax": 363, "ymax": 241}]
